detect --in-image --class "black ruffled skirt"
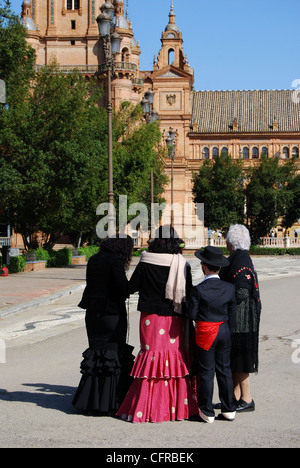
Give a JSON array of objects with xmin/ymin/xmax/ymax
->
[{"xmin": 72, "ymin": 312, "xmax": 135, "ymax": 414}]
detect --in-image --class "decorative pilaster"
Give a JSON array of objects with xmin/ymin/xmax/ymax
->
[
  {"xmin": 46, "ymin": 0, "xmax": 57, "ymax": 34},
  {"xmin": 87, "ymin": 0, "xmax": 98, "ymax": 34}
]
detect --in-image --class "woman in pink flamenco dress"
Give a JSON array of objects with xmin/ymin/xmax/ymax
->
[{"xmin": 117, "ymin": 226, "xmax": 199, "ymax": 423}]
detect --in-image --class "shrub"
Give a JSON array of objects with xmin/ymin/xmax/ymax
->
[
  {"xmin": 78, "ymin": 245, "xmax": 99, "ymax": 261},
  {"xmin": 8, "ymin": 255, "xmax": 26, "ymax": 273},
  {"xmin": 50, "ymin": 247, "xmax": 72, "ymax": 267}
]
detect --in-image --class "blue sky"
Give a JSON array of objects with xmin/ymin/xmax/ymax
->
[{"xmin": 8, "ymin": 0, "xmax": 300, "ymax": 91}]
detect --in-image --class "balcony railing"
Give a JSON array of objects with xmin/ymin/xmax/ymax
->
[
  {"xmin": 132, "ymin": 77, "xmax": 144, "ymax": 86},
  {"xmin": 183, "ymin": 238, "xmax": 226, "ymax": 249},
  {"xmin": 183, "ymin": 237, "xmax": 300, "ymax": 249},
  {"xmin": 260, "ymin": 237, "xmax": 300, "ymax": 248},
  {"xmin": 35, "ymin": 62, "xmax": 139, "ymax": 76},
  {"xmin": 35, "ymin": 64, "xmax": 100, "ymax": 74},
  {"xmin": 0, "ymin": 238, "xmax": 11, "ymax": 247},
  {"xmin": 98, "ymin": 61, "xmax": 137, "ymax": 72}
]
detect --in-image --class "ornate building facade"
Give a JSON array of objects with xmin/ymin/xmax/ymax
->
[{"xmin": 19, "ymin": 0, "xmax": 300, "ymax": 242}]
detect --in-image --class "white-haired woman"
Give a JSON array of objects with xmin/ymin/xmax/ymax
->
[{"xmin": 219, "ymin": 224, "xmax": 261, "ymax": 412}]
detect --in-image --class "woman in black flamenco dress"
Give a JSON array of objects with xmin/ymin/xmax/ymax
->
[{"xmin": 72, "ymin": 235, "xmax": 135, "ymax": 415}]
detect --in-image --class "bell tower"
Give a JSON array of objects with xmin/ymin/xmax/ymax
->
[
  {"xmin": 155, "ymin": 1, "xmax": 190, "ymax": 72},
  {"xmin": 146, "ymin": 1, "xmax": 196, "ymax": 238}
]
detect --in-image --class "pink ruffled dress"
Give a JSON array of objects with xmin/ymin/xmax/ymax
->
[{"xmin": 116, "ymin": 312, "xmax": 199, "ymax": 423}]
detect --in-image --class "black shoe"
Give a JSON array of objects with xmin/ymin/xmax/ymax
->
[
  {"xmin": 236, "ymin": 399, "xmax": 255, "ymax": 412},
  {"xmin": 214, "ymin": 398, "xmax": 239, "ymax": 410}
]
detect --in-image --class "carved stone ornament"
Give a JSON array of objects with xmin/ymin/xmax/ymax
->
[{"xmin": 166, "ymin": 94, "xmax": 176, "ymax": 106}]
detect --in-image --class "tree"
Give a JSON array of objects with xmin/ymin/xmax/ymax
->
[
  {"xmin": 0, "ymin": 1, "xmax": 35, "ymax": 99},
  {"xmin": 0, "ymin": 59, "xmax": 111, "ymax": 249},
  {"xmin": 192, "ymin": 154, "xmax": 245, "ymax": 233},
  {"xmin": 245, "ymin": 157, "xmax": 298, "ymax": 243},
  {"xmin": 0, "ymin": 3, "xmax": 168, "ymax": 248},
  {"xmin": 112, "ymin": 101, "xmax": 167, "ymax": 207},
  {"xmin": 279, "ymin": 173, "xmax": 300, "ymax": 234},
  {"xmin": 1, "ymin": 65, "xmax": 167, "ymax": 248}
]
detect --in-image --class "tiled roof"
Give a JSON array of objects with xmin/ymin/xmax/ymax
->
[{"xmin": 191, "ymin": 90, "xmax": 300, "ymax": 134}]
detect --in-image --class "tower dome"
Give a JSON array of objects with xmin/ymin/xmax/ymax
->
[
  {"xmin": 21, "ymin": 17, "xmax": 36, "ymax": 30},
  {"xmin": 165, "ymin": 1, "xmax": 180, "ymax": 33},
  {"xmin": 21, "ymin": 0, "xmax": 36, "ymax": 31}
]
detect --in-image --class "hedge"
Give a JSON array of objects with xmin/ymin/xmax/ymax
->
[
  {"xmin": 192, "ymin": 246, "xmax": 300, "ymax": 256},
  {"xmin": 33, "ymin": 247, "xmax": 72, "ymax": 267},
  {"xmin": 249, "ymin": 246, "xmax": 300, "ymax": 256},
  {"xmin": 1, "ymin": 244, "xmax": 299, "ymax": 275},
  {"xmin": 8, "ymin": 255, "xmax": 27, "ymax": 273},
  {"xmin": 78, "ymin": 245, "xmax": 99, "ymax": 261}
]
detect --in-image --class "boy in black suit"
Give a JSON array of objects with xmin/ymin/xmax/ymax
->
[{"xmin": 188, "ymin": 246, "xmax": 236, "ymax": 423}]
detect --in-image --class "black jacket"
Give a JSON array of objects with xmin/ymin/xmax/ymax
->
[
  {"xmin": 129, "ymin": 261, "xmax": 193, "ymax": 316},
  {"xmin": 187, "ymin": 277, "xmax": 236, "ymax": 333},
  {"xmin": 219, "ymin": 249, "xmax": 257, "ymax": 291},
  {"xmin": 78, "ymin": 251, "xmax": 128, "ymax": 315}
]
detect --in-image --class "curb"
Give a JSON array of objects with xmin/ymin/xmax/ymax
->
[{"xmin": 0, "ymin": 283, "xmax": 85, "ymax": 319}]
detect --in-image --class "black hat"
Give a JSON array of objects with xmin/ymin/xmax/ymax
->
[{"xmin": 194, "ymin": 246, "xmax": 229, "ymax": 267}]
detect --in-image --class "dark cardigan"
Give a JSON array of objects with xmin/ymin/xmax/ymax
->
[
  {"xmin": 129, "ymin": 260, "xmax": 193, "ymax": 316},
  {"xmin": 78, "ymin": 251, "xmax": 129, "ymax": 316}
]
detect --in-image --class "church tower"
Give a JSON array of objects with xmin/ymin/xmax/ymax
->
[
  {"xmin": 155, "ymin": 1, "xmax": 190, "ymax": 73},
  {"xmin": 145, "ymin": 2, "xmax": 196, "ymax": 236},
  {"xmin": 21, "ymin": 0, "xmax": 142, "ymax": 107}
]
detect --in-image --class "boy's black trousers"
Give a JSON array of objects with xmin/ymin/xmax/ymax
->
[{"xmin": 195, "ymin": 322, "xmax": 236, "ymax": 417}]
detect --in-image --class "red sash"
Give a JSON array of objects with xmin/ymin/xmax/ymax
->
[{"xmin": 195, "ymin": 321, "xmax": 225, "ymax": 351}]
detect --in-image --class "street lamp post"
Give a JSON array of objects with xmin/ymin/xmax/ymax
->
[
  {"xmin": 97, "ymin": 1, "xmax": 121, "ymax": 237},
  {"xmin": 141, "ymin": 89, "xmax": 158, "ymax": 237},
  {"xmin": 165, "ymin": 127, "xmax": 177, "ymax": 227}
]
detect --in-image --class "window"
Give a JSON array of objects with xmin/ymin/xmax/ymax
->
[
  {"xmin": 202, "ymin": 147, "xmax": 209, "ymax": 159},
  {"xmin": 292, "ymin": 147, "xmax": 299, "ymax": 158},
  {"xmin": 262, "ymin": 147, "xmax": 268, "ymax": 158},
  {"xmin": 121, "ymin": 48, "xmax": 130, "ymax": 62},
  {"xmin": 71, "ymin": 40, "xmax": 75, "ymax": 45},
  {"xmin": 168, "ymin": 49, "xmax": 175, "ymax": 66},
  {"xmin": 67, "ymin": 0, "xmax": 79, "ymax": 10},
  {"xmin": 221, "ymin": 147, "xmax": 228, "ymax": 157},
  {"xmin": 71, "ymin": 20, "xmax": 76, "ymax": 29},
  {"xmin": 212, "ymin": 147, "xmax": 219, "ymax": 159},
  {"xmin": 252, "ymin": 147, "xmax": 259, "ymax": 159},
  {"xmin": 283, "ymin": 147, "xmax": 289, "ymax": 159},
  {"xmin": 243, "ymin": 147, "xmax": 249, "ymax": 159}
]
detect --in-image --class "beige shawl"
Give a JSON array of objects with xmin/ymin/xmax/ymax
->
[{"xmin": 140, "ymin": 251, "xmax": 188, "ymax": 314}]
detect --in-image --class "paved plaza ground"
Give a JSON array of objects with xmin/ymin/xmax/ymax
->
[{"xmin": 0, "ymin": 255, "xmax": 299, "ymax": 448}]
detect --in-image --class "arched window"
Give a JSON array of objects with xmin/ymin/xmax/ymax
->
[
  {"xmin": 262, "ymin": 147, "xmax": 268, "ymax": 158},
  {"xmin": 283, "ymin": 147, "xmax": 289, "ymax": 159},
  {"xmin": 252, "ymin": 147, "xmax": 259, "ymax": 159},
  {"xmin": 121, "ymin": 47, "xmax": 130, "ymax": 62},
  {"xmin": 221, "ymin": 147, "xmax": 228, "ymax": 157},
  {"xmin": 168, "ymin": 49, "xmax": 175, "ymax": 66},
  {"xmin": 212, "ymin": 147, "xmax": 219, "ymax": 159},
  {"xmin": 243, "ymin": 147, "xmax": 249, "ymax": 159},
  {"xmin": 202, "ymin": 147, "xmax": 209, "ymax": 159},
  {"xmin": 292, "ymin": 147, "xmax": 299, "ymax": 158}
]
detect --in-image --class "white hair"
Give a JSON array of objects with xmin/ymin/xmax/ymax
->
[{"xmin": 226, "ymin": 224, "xmax": 251, "ymax": 251}]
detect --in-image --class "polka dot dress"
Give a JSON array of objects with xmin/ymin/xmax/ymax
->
[{"xmin": 116, "ymin": 312, "xmax": 199, "ymax": 423}]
